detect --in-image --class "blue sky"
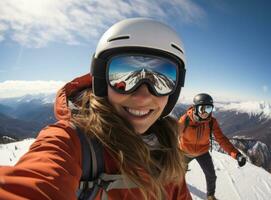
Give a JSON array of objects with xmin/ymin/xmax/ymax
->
[{"xmin": 0, "ymin": 0, "xmax": 270, "ymax": 102}]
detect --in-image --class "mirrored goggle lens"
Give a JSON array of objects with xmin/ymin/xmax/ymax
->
[
  {"xmin": 107, "ymin": 55, "xmax": 178, "ymax": 95},
  {"xmin": 198, "ymin": 105, "xmax": 213, "ymax": 114}
]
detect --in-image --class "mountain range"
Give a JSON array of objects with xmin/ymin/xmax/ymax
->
[
  {"xmin": 0, "ymin": 94, "xmax": 55, "ymax": 142},
  {"xmin": 0, "ymin": 93, "xmax": 271, "ymax": 173}
]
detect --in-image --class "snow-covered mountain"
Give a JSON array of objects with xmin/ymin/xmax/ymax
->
[
  {"xmin": 0, "ymin": 93, "xmax": 55, "ymax": 120},
  {"xmin": 109, "ymin": 68, "xmax": 175, "ymax": 93},
  {"xmin": 0, "ymin": 93, "xmax": 56, "ymax": 140},
  {"xmin": 213, "ymin": 103, "xmax": 271, "ymax": 148},
  {"xmin": 1, "ymin": 139, "xmax": 270, "ymax": 200},
  {"xmin": 212, "ymin": 138, "xmax": 271, "ymax": 173},
  {"xmin": 0, "ymin": 112, "xmax": 42, "ymax": 141},
  {"xmin": 215, "ymin": 101, "xmax": 271, "ymax": 119},
  {"xmin": 0, "ymin": 93, "xmax": 56, "ymax": 108}
]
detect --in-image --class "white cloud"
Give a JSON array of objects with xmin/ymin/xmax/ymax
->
[
  {"xmin": 170, "ymin": 0, "xmax": 206, "ymax": 23},
  {"xmin": 0, "ymin": 0, "xmax": 205, "ymax": 48},
  {"xmin": 0, "ymin": 22, "xmax": 8, "ymax": 41},
  {"xmin": 262, "ymin": 85, "xmax": 268, "ymax": 93},
  {"xmin": 217, "ymin": 101, "xmax": 271, "ymax": 118},
  {"xmin": 0, "ymin": 80, "xmax": 65, "ymax": 98}
]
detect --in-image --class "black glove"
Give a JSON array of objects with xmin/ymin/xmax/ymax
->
[{"xmin": 236, "ymin": 152, "xmax": 246, "ymax": 167}]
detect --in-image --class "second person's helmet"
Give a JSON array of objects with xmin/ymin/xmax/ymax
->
[{"xmin": 193, "ymin": 93, "xmax": 213, "ymax": 106}]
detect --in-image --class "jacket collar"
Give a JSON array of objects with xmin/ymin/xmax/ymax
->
[{"xmin": 54, "ymin": 74, "xmax": 92, "ymax": 121}]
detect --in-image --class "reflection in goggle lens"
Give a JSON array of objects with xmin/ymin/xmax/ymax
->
[
  {"xmin": 107, "ymin": 54, "xmax": 178, "ymax": 95},
  {"xmin": 198, "ymin": 105, "xmax": 213, "ymax": 114}
]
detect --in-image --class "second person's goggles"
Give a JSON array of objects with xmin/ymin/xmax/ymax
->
[
  {"xmin": 197, "ymin": 105, "xmax": 213, "ymax": 115},
  {"xmin": 107, "ymin": 54, "xmax": 185, "ymax": 96}
]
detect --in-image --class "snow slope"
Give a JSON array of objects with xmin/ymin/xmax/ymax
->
[
  {"xmin": 187, "ymin": 151, "xmax": 271, "ymax": 200},
  {"xmin": 0, "ymin": 139, "xmax": 35, "ymax": 166},
  {"xmin": 1, "ymin": 140, "xmax": 271, "ymax": 199}
]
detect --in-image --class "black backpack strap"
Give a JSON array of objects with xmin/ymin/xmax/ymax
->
[
  {"xmin": 209, "ymin": 119, "xmax": 214, "ymax": 152},
  {"xmin": 76, "ymin": 127, "xmax": 91, "ymax": 181},
  {"xmin": 183, "ymin": 115, "xmax": 190, "ymax": 133},
  {"xmin": 76, "ymin": 127, "xmax": 104, "ymax": 200},
  {"xmin": 86, "ymin": 135, "xmax": 104, "ymax": 180}
]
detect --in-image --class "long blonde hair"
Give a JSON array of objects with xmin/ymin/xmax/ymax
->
[{"xmin": 71, "ymin": 90, "xmax": 184, "ymax": 200}]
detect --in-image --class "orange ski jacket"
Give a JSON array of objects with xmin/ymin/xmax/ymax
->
[
  {"xmin": 0, "ymin": 74, "xmax": 192, "ymax": 200},
  {"xmin": 179, "ymin": 107, "xmax": 239, "ymax": 158}
]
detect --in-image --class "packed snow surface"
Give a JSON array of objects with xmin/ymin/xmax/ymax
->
[{"xmin": 1, "ymin": 139, "xmax": 271, "ymax": 199}]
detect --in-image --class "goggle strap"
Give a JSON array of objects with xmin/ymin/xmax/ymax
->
[
  {"xmin": 91, "ymin": 57, "xmax": 106, "ymax": 78},
  {"xmin": 179, "ymin": 68, "xmax": 186, "ymax": 87}
]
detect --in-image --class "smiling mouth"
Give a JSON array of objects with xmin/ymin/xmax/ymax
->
[{"xmin": 124, "ymin": 107, "xmax": 153, "ymax": 117}]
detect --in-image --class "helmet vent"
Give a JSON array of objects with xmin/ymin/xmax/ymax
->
[
  {"xmin": 171, "ymin": 43, "xmax": 183, "ymax": 54},
  {"xmin": 108, "ymin": 36, "xmax": 130, "ymax": 42}
]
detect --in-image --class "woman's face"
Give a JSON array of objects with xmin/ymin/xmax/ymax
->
[{"xmin": 108, "ymin": 84, "xmax": 168, "ymax": 134}]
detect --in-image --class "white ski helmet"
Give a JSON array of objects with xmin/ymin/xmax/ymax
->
[{"xmin": 91, "ymin": 18, "xmax": 186, "ymax": 117}]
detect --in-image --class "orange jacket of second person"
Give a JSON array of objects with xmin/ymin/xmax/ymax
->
[
  {"xmin": 0, "ymin": 74, "xmax": 192, "ymax": 200},
  {"xmin": 179, "ymin": 107, "xmax": 239, "ymax": 158}
]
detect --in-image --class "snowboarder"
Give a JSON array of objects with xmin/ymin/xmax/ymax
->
[
  {"xmin": 0, "ymin": 18, "xmax": 192, "ymax": 200},
  {"xmin": 179, "ymin": 93, "xmax": 247, "ymax": 200}
]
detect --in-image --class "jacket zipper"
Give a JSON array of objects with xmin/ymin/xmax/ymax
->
[
  {"xmin": 194, "ymin": 124, "xmax": 204, "ymax": 153},
  {"xmin": 195, "ymin": 126, "xmax": 199, "ymax": 152}
]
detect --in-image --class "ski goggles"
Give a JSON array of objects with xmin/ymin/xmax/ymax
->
[
  {"xmin": 197, "ymin": 105, "xmax": 213, "ymax": 115},
  {"xmin": 106, "ymin": 54, "xmax": 185, "ymax": 96}
]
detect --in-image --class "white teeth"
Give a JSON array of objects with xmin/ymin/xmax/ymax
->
[{"xmin": 126, "ymin": 108, "xmax": 150, "ymax": 116}]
